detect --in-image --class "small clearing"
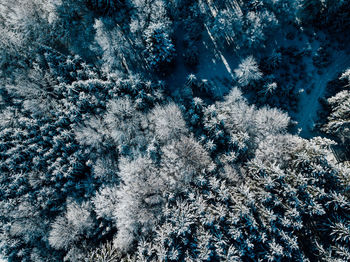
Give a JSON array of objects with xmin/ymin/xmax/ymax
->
[
  {"xmin": 166, "ymin": 18, "xmax": 239, "ymax": 98},
  {"xmin": 166, "ymin": 11, "xmax": 350, "ymax": 140},
  {"xmin": 294, "ymin": 49, "xmax": 350, "ymax": 138}
]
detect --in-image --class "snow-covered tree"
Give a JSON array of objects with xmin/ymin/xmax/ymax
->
[
  {"xmin": 211, "ymin": 8, "xmax": 243, "ymax": 49},
  {"xmin": 2, "ymin": 1, "xmax": 350, "ymax": 262},
  {"xmin": 93, "ymin": 17, "xmax": 136, "ymax": 72},
  {"xmin": 144, "ymin": 22, "xmax": 176, "ymax": 71},
  {"xmin": 322, "ymin": 90, "xmax": 350, "ymax": 143},
  {"xmin": 49, "ymin": 201, "xmax": 94, "ymax": 250},
  {"xmin": 234, "ymin": 56, "xmax": 263, "ymax": 87},
  {"xmin": 149, "ymin": 103, "xmax": 188, "ymax": 142},
  {"xmin": 112, "ymin": 156, "xmax": 166, "ymax": 252}
]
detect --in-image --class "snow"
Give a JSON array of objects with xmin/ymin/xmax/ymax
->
[
  {"xmin": 166, "ymin": 22, "xmax": 239, "ymax": 99},
  {"xmin": 294, "ymin": 48, "xmax": 350, "ymax": 138}
]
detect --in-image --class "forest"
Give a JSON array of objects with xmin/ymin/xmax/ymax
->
[{"xmin": 1, "ymin": 0, "xmax": 350, "ymax": 261}]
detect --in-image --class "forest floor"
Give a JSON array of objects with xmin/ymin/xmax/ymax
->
[
  {"xmin": 293, "ymin": 49, "xmax": 350, "ymax": 138},
  {"xmin": 286, "ymin": 28, "xmax": 350, "ymax": 138},
  {"xmin": 166, "ymin": 23, "xmax": 238, "ymax": 99}
]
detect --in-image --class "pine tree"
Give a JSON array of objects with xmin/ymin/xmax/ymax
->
[
  {"xmin": 144, "ymin": 22, "xmax": 176, "ymax": 71},
  {"xmin": 234, "ymin": 56, "xmax": 263, "ymax": 87}
]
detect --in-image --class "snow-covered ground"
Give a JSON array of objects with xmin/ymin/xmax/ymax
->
[
  {"xmin": 166, "ymin": 24, "xmax": 238, "ymax": 98},
  {"xmin": 294, "ymin": 48, "xmax": 350, "ymax": 138}
]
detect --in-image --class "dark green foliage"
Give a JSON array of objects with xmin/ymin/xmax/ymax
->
[
  {"xmin": 299, "ymin": 0, "xmax": 350, "ymax": 38},
  {"xmin": 87, "ymin": 0, "xmax": 125, "ymax": 14}
]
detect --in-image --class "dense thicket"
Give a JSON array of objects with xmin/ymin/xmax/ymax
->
[{"xmin": 1, "ymin": 0, "xmax": 350, "ymax": 261}]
